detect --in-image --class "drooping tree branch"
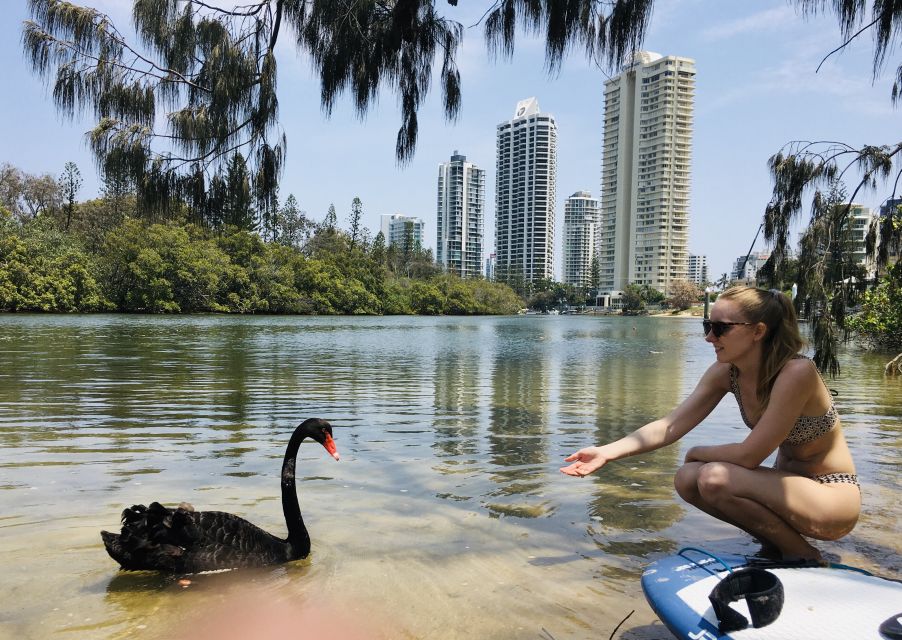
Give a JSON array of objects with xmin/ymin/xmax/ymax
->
[
  {"xmin": 764, "ymin": 140, "xmax": 902, "ymax": 374},
  {"xmin": 23, "ymin": 1, "xmax": 656, "ymax": 210},
  {"xmin": 795, "ymin": 0, "xmax": 902, "ymax": 103}
]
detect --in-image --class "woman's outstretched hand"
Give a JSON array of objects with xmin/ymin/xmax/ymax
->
[{"xmin": 560, "ymin": 447, "xmax": 608, "ymax": 477}]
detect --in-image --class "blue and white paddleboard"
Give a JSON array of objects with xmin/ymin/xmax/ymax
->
[{"xmin": 641, "ymin": 548, "xmax": 902, "ymax": 639}]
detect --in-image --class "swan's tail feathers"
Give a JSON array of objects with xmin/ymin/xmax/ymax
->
[{"xmin": 101, "ymin": 502, "xmax": 198, "ymax": 571}]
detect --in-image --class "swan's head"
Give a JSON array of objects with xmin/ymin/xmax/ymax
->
[{"xmin": 300, "ymin": 418, "xmax": 340, "ymax": 461}]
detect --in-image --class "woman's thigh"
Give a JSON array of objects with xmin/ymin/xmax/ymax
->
[{"xmin": 697, "ymin": 463, "xmax": 861, "ymax": 539}]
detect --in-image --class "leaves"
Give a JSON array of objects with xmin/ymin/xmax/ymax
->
[
  {"xmin": 847, "ymin": 263, "xmax": 902, "ymax": 350},
  {"xmin": 0, "ymin": 195, "xmax": 522, "ymax": 316},
  {"xmin": 0, "ymin": 216, "xmax": 108, "ymax": 312},
  {"xmin": 24, "ymin": 1, "xmax": 659, "ymax": 208},
  {"xmin": 764, "ymin": 138, "xmax": 902, "ymax": 372}
]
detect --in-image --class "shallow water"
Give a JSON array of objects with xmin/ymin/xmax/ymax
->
[{"xmin": 0, "ymin": 314, "xmax": 899, "ymax": 639}]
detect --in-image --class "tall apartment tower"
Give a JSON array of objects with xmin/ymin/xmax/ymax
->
[
  {"xmin": 732, "ymin": 251, "xmax": 770, "ymax": 282},
  {"xmin": 688, "ymin": 254, "xmax": 708, "ymax": 285},
  {"xmin": 380, "ymin": 214, "xmax": 425, "ymax": 249},
  {"xmin": 598, "ymin": 52, "xmax": 695, "ymax": 295},
  {"xmin": 562, "ymin": 191, "xmax": 600, "ymax": 288},
  {"xmin": 436, "ymin": 151, "xmax": 485, "ymax": 278},
  {"xmin": 838, "ymin": 203, "xmax": 876, "ymax": 275},
  {"xmin": 495, "ymin": 97, "xmax": 557, "ymax": 286}
]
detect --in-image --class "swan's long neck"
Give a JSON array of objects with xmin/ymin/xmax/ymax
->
[{"xmin": 281, "ymin": 430, "xmax": 310, "ymax": 558}]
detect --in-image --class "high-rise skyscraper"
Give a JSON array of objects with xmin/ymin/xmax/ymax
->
[
  {"xmin": 688, "ymin": 254, "xmax": 708, "ymax": 285},
  {"xmin": 495, "ymin": 97, "xmax": 557, "ymax": 287},
  {"xmin": 436, "ymin": 151, "xmax": 485, "ymax": 278},
  {"xmin": 380, "ymin": 214, "xmax": 424, "ymax": 249},
  {"xmin": 562, "ymin": 191, "xmax": 600, "ymax": 288},
  {"xmin": 485, "ymin": 253, "xmax": 496, "ymax": 281},
  {"xmin": 732, "ymin": 251, "xmax": 770, "ymax": 282},
  {"xmin": 598, "ymin": 52, "xmax": 695, "ymax": 295}
]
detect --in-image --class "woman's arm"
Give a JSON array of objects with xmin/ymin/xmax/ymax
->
[
  {"xmin": 684, "ymin": 358, "xmax": 817, "ymax": 468},
  {"xmin": 560, "ymin": 362, "xmax": 730, "ymax": 477}
]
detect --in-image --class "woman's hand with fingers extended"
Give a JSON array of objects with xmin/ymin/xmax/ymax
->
[{"xmin": 560, "ymin": 446, "xmax": 609, "ymax": 477}]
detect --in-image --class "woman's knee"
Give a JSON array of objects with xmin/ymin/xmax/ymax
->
[
  {"xmin": 695, "ymin": 462, "xmax": 733, "ymax": 501},
  {"xmin": 673, "ymin": 462, "xmax": 704, "ymax": 500}
]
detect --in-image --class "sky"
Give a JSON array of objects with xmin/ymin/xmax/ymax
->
[{"xmin": 2, "ymin": 1, "xmax": 900, "ymax": 281}]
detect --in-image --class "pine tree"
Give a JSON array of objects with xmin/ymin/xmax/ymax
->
[
  {"xmin": 348, "ymin": 197, "xmax": 363, "ymax": 249},
  {"xmin": 222, "ymin": 153, "xmax": 256, "ymax": 230},
  {"xmin": 324, "ymin": 203, "xmax": 337, "ymax": 232},
  {"xmin": 371, "ymin": 230, "xmax": 386, "ymax": 266},
  {"xmin": 275, "ymin": 193, "xmax": 311, "ymax": 248},
  {"xmin": 58, "ymin": 161, "xmax": 82, "ymax": 231},
  {"xmin": 23, "ymin": 0, "xmax": 652, "ymax": 211}
]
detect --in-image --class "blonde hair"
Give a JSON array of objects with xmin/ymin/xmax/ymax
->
[{"xmin": 717, "ymin": 285, "xmax": 806, "ymax": 409}]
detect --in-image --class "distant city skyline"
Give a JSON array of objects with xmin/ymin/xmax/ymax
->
[{"xmin": 2, "ymin": 2, "xmax": 900, "ymax": 283}]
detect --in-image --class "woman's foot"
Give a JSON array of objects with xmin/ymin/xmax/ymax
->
[
  {"xmin": 752, "ymin": 537, "xmax": 823, "ymax": 564},
  {"xmin": 753, "ymin": 541, "xmax": 782, "ymax": 561}
]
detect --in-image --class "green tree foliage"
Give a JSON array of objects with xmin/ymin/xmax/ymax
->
[
  {"xmin": 617, "ymin": 283, "xmax": 663, "ymax": 313},
  {"xmin": 621, "ymin": 284, "xmax": 645, "ymax": 313},
  {"xmin": 324, "ymin": 203, "xmax": 337, "ymax": 231},
  {"xmin": 783, "ymin": 186, "xmax": 871, "ymax": 373},
  {"xmin": 1, "ymin": 193, "xmax": 522, "ymax": 316},
  {"xmin": 526, "ymin": 280, "xmax": 581, "ymax": 312},
  {"xmin": 0, "ymin": 214, "xmax": 108, "ymax": 312},
  {"xmin": 846, "ymin": 264, "xmax": 902, "ymax": 351},
  {"xmin": 1, "ymin": 163, "xmax": 62, "ymax": 222},
  {"xmin": 58, "ymin": 161, "xmax": 82, "ymax": 231},
  {"xmin": 371, "ymin": 230, "xmax": 386, "ymax": 265},
  {"xmin": 221, "ymin": 153, "xmax": 256, "ymax": 230},
  {"xmin": 274, "ymin": 193, "xmax": 312, "ymax": 248},
  {"xmin": 589, "ymin": 255, "xmax": 600, "ymax": 293},
  {"xmin": 348, "ymin": 197, "xmax": 363, "ymax": 249},
  {"xmin": 666, "ymin": 279, "xmax": 701, "ymax": 311},
  {"xmin": 756, "ymin": 2, "xmax": 902, "ymax": 368},
  {"xmin": 72, "ymin": 195, "xmax": 135, "ymax": 253},
  {"xmin": 641, "ymin": 284, "xmax": 665, "ymax": 305},
  {"xmin": 101, "ymin": 219, "xmax": 233, "ymax": 312}
]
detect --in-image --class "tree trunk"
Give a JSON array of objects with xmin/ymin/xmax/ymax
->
[{"xmin": 885, "ymin": 353, "xmax": 902, "ymax": 375}]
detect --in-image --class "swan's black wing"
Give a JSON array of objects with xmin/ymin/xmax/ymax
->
[{"xmin": 101, "ymin": 502, "xmax": 292, "ymax": 572}]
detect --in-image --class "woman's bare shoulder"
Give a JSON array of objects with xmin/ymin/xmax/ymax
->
[
  {"xmin": 700, "ymin": 360, "xmax": 733, "ymax": 392},
  {"xmin": 776, "ymin": 355, "xmax": 821, "ymax": 388}
]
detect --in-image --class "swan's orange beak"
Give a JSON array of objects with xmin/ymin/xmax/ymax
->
[{"xmin": 323, "ymin": 433, "xmax": 340, "ymax": 461}]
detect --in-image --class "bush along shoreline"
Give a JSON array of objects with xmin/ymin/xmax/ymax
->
[{"xmin": 0, "ymin": 212, "xmax": 523, "ymax": 316}]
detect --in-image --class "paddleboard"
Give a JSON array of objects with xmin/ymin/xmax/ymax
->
[{"xmin": 641, "ymin": 547, "xmax": 902, "ymax": 639}]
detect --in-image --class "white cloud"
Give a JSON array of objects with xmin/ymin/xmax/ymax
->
[{"xmin": 701, "ymin": 6, "xmax": 797, "ymax": 41}]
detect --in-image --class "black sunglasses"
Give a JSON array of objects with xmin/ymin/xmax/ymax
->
[{"xmin": 702, "ymin": 319, "xmax": 754, "ymax": 337}]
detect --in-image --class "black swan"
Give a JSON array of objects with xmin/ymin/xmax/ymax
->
[{"xmin": 100, "ymin": 418, "xmax": 340, "ymax": 572}]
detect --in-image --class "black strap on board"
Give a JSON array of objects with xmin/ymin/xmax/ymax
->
[
  {"xmin": 880, "ymin": 613, "xmax": 902, "ymax": 639},
  {"xmin": 708, "ymin": 567, "xmax": 784, "ymax": 633}
]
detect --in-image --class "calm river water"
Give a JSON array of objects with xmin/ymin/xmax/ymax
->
[{"xmin": 0, "ymin": 314, "xmax": 900, "ymax": 639}]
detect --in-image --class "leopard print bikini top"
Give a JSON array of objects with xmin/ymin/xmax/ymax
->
[{"xmin": 729, "ymin": 356, "xmax": 837, "ymax": 446}]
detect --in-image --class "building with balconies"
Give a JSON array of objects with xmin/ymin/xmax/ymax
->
[
  {"xmin": 562, "ymin": 191, "xmax": 600, "ymax": 288},
  {"xmin": 495, "ymin": 97, "xmax": 557, "ymax": 287},
  {"xmin": 688, "ymin": 254, "xmax": 708, "ymax": 285},
  {"xmin": 380, "ymin": 214, "xmax": 424, "ymax": 249},
  {"xmin": 437, "ymin": 151, "xmax": 485, "ymax": 278},
  {"xmin": 598, "ymin": 52, "xmax": 695, "ymax": 296}
]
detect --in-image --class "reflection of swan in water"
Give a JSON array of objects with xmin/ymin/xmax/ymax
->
[{"xmin": 101, "ymin": 418, "xmax": 340, "ymax": 572}]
